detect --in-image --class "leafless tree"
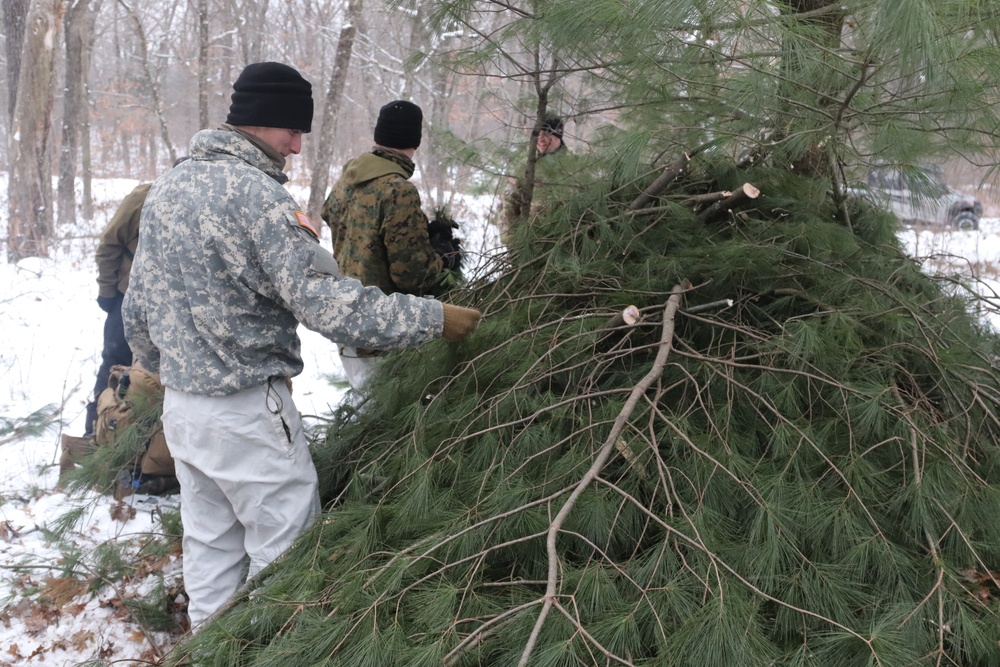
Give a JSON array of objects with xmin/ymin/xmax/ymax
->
[
  {"xmin": 7, "ymin": 0, "xmax": 62, "ymax": 262},
  {"xmin": 197, "ymin": 0, "xmax": 209, "ymax": 130},
  {"xmin": 57, "ymin": 0, "xmax": 102, "ymax": 226},
  {"xmin": 2, "ymin": 0, "xmax": 29, "ymax": 123},
  {"xmin": 306, "ymin": 0, "xmax": 360, "ymax": 220}
]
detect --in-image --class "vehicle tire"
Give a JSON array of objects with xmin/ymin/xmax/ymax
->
[{"xmin": 953, "ymin": 212, "xmax": 979, "ymax": 231}]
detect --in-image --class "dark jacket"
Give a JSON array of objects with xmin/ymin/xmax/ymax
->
[{"xmin": 322, "ymin": 148, "xmax": 442, "ymax": 297}]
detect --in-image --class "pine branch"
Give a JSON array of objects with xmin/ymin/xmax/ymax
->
[
  {"xmin": 442, "ymin": 600, "xmax": 540, "ymax": 667},
  {"xmin": 694, "ymin": 182, "xmax": 761, "ymax": 224},
  {"xmin": 518, "ymin": 283, "xmax": 685, "ymax": 667},
  {"xmin": 627, "ymin": 154, "xmax": 691, "ymax": 211},
  {"xmin": 553, "ymin": 600, "xmax": 637, "ymax": 667},
  {"xmin": 0, "ymin": 404, "xmax": 60, "ymax": 447},
  {"xmin": 595, "ymin": 473, "xmax": 877, "ymax": 648}
]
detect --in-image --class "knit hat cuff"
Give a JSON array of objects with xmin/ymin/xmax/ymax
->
[{"xmin": 227, "ymin": 93, "xmax": 313, "ymax": 132}]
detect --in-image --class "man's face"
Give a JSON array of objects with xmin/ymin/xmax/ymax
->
[
  {"xmin": 254, "ymin": 127, "xmax": 304, "ymax": 157},
  {"xmin": 536, "ymin": 131, "xmax": 562, "ymax": 155}
]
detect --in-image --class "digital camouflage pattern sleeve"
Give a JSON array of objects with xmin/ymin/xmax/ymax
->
[{"xmin": 124, "ymin": 129, "xmax": 443, "ymax": 396}]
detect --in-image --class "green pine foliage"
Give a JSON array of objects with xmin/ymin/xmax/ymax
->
[
  {"xmin": 166, "ymin": 152, "xmax": 1000, "ymax": 666},
  {"xmin": 0, "ymin": 404, "xmax": 59, "ymax": 448},
  {"xmin": 161, "ymin": 0, "xmax": 1000, "ymax": 663}
]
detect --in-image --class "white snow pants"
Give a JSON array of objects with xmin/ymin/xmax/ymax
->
[
  {"xmin": 338, "ymin": 346, "xmax": 381, "ymax": 390},
  {"xmin": 162, "ymin": 380, "xmax": 320, "ymax": 629}
]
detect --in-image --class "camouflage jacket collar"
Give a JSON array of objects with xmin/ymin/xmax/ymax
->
[
  {"xmin": 340, "ymin": 150, "xmax": 414, "ymax": 187},
  {"xmin": 189, "ymin": 128, "xmax": 289, "ymax": 185},
  {"xmin": 370, "ymin": 147, "xmax": 415, "ymax": 179}
]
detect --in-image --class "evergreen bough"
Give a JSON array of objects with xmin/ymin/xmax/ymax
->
[{"xmin": 166, "ymin": 156, "xmax": 1000, "ymax": 666}]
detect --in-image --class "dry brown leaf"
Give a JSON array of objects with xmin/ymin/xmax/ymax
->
[
  {"xmin": 110, "ymin": 501, "xmax": 138, "ymax": 522},
  {"xmin": 0, "ymin": 520, "xmax": 19, "ymax": 541},
  {"xmin": 135, "ymin": 554, "xmax": 174, "ymax": 577},
  {"xmin": 23, "ymin": 602, "xmax": 60, "ymax": 634},
  {"xmin": 70, "ymin": 628, "xmax": 95, "ymax": 651},
  {"xmin": 960, "ymin": 567, "xmax": 1000, "ymax": 603},
  {"xmin": 64, "ymin": 602, "xmax": 88, "ymax": 615}
]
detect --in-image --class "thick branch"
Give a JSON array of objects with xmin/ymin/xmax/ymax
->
[
  {"xmin": 685, "ymin": 190, "xmax": 732, "ymax": 206},
  {"xmin": 695, "ymin": 182, "xmax": 760, "ymax": 224},
  {"xmin": 517, "ymin": 285, "xmax": 685, "ymax": 667},
  {"xmin": 628, "ymin": 154, "xmax": 691, "ymax": 211}
]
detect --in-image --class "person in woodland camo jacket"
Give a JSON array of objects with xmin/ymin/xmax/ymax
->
[
  {"xmin": 321, "ymin": 100, "xmax": 447, "ymax": 389},
  {"xmin": 122, "ymin": 63, "xmax": 480, "ymax": 630},
  {"xmin": 500, "ymin": 115, "xmax": 569, "ymax": 243}
]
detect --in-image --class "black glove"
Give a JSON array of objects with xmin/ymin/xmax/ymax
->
[
  {"xmin": 428, "ymin": 212, "xmax": 464, "ymax": 273},
  {"xmin": 431, "ymin": 236, "xmax": 463, "ymax": 271},
  {"xmin": 97, "ymin": 292, "xmax": 122, "ymax": 313}
]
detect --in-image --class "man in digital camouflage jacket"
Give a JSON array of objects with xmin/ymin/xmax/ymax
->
[{"xmin": 122, "ymin": 64, "xmax": 480, "ymax": 630}]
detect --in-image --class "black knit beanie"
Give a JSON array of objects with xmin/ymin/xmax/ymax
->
[
  {"xmin": 226, "ymin": 62, "xmax": 314, "ymax": 132},
  {"xmin": 373, "ymin": 100, "xmax": 423, "ymax": 149},
  {"xmin": 542, "ymin": 115, "xmax": 564, "ymax": 140}
]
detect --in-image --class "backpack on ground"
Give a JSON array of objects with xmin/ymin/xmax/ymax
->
[{"xmin": 95, "ymin": 363, "xmax": 179, "ymax": 499}]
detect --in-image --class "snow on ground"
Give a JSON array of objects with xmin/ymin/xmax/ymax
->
[
  {"xmin": 0, "ymin": 172, "xmax": 995, "ymax": 665},
  {"xmin": 899, "ymin": 221, "xmax": 1000, "ymax": 329}
]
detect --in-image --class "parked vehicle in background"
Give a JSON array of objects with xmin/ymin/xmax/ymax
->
[{"xmin": 863, "ymin": 164, "xmax": 982, "ymax": 230}]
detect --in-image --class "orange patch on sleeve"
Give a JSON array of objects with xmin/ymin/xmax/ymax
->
[{"xmin": 295, "ymin": 211, "xmax": 318, "ymax": 238}]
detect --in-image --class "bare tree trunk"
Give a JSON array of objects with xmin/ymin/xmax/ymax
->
[
  {"xmin": 7, "ymin": 0, "xmax": 62, "ymax": 261},
  {"xmin": 197, "ymin": 0, "xmax": 208, "ymax": 130},
  {"xmin": 80, "ymin": 80, "xmax": 93, "ymax": 220},
  {"xmin": 516, "ymin": 50, "xmax": 562, "ymax": 224},
  {"xmin": 57, "ymin": 0, "xmax": 101, "ymax": 226},
  {"xmin": 2, "ymin": 0, "xmax": 29, "ymax": 123},
  {"xmin": 424, "ymin": 61, "xmax": 451, "ymax": 210},
  {"xmin": 115, "ymin": 0, "xmax": 176, "ymax": 165},
  {"xmin": 223, "ymin": 0, "xmax": 267, "ymax": 64},
  {"xmin": 403, "ymin": 2, "xmax": 447, "ymax": 210},
  {"xmin": 305, "ymin": 0, "xmax": 360, "ymax": 221},
  {"xmin": 394, "ymin": 4, "xmax": 464, "ymax": 211},
  {"xmin": 120, "ymin": 127, "xmax": 131, "ymax": 177}
]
